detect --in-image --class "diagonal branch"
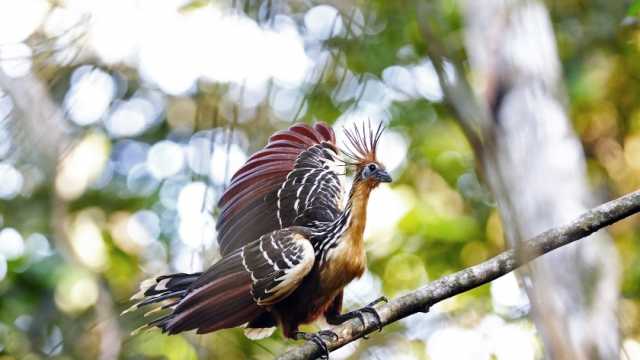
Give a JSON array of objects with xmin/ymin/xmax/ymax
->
[{"xmin": 276, "ymin": 189, "xmax": 640, "ymax": 360}]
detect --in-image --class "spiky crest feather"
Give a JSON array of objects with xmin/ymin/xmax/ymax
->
[{"xmin": 341, "ymin": 120, "xmax": 384, "ymax": 167}]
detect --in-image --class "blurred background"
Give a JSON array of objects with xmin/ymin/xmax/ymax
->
[{"xmin": 0, "ymin": 0, "xmax": 638, "ymax": 359}]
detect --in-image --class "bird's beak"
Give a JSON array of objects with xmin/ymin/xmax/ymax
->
[{"xmin": 375, "ymin": 169, "xmax": 392, "ymax": 183}]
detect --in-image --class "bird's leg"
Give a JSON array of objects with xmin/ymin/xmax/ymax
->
[
  {"xmin": 325, "ymin": 296, "xmax": 388, "ymax": 337},
  {"xmin": 295, "ymin": 330, "xmax": 338, "ymax": 359}
]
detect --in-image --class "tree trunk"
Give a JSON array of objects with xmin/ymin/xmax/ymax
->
[{"xmin": 463, "ymin": 0, "xmax": 620, "ymax": 358}]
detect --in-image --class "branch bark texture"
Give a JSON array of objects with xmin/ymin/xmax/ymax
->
[{"xmin": 277, "ymin": 190, "xmax": 640, "ymax": 360}]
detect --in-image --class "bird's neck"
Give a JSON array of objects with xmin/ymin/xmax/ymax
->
[
  {"xmin": 313, "ymin": 180, "xmax": 373, "ymax": 261},
  {"xmin": 312, "ymin": 181, "xmax": 372, "ymax": 290},
  {"xmin": 342, "ymin": 181, "xmax": 372, "ymax": 245}
]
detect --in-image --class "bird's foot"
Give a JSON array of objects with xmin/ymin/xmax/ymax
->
[
  {"xmin": 359, "ymin": 296, "xmax": 387, "ymax": 336},
  {"xmin": 340, "ymin": 296, "xmax": 388, "ymax": 339},
  {"xmin": 295, "ymin": 330, "xmax": 338, "ymax": 359}
]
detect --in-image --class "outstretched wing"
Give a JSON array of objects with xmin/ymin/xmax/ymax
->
[
  {"xmin": 217, "ymin": 123, "xmax": 343, "ymax": 256},
  {"xmin": 153, "ymin": 228, "xmax": 314, "ymax": 334}
]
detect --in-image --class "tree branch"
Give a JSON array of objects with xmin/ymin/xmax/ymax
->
[{"xmin": 276, "ymin": 189, "xmax": 640, "ymax": 360}]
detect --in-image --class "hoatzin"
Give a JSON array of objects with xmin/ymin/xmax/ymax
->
[{"xmin": 126, "ymin": 122, "xmax": 392, "ymax": 356}]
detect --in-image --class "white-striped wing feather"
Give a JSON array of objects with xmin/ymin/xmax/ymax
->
[
  {"xmin": 241, "ymin": 229, "xmax": 315, "ymax": 306},
  {"xmin": 275, "ymin": 144, "xmax": 343, "ymax": 228}
]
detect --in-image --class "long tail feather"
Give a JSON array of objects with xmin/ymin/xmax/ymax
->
[
  {"xmin": 126, "ymin": 253, "xmax": 265, "ymax": 336},
  {"xmin": 123, "ymin": 272, "xmax": 200, "ymax": 322}
]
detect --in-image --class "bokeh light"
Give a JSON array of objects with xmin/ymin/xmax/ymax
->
[
  {"xmin": 0, "ymin": 163, "xmax": 23, "ymax": 199},
  {"xmin": 105, "ymin": 98, "xmax": 159, "ymax": 138},
  {"xmin": 25, "ymin": 233, "xmax": 52, "ymax": 261},
  {"xmin": 0, "ymin": 43, "xmax": 33, "ymax": 78},
  {"xmin": 491, "ymin": 273, "xmax": 531, "ymax": 317},
  {"xmin": 427, "ymin": 326, "xmax": 490, "ymax": 360},
  {"xmin": 0, "ymin": 228, "xmax": 24, "ymax": 260},
  {"xmin": 176, "ymin": 181, "xmax": 217, "ymax": 250},
  {"xmin": 0, "ymin": 0, "xmax": 48, "ymax": 42},
  {"xmin": 55, "ymin": 132, "xmax": 110, "ymax": 200},
  {"xmin": 209, "ymin": 143, "xmax": 247, "ymax": 185},
  {"xmin": 69, "ymin": 210, "xmax": 107, "ymax": 271},
  {"xmin": 55, "ymin": 270, "xmax": 99, "ymax": 314},
  {"xmin": 304, "ymin": 5, "xmax": 344, "ymax": 40},
  {"xmin": 413, "ymin": 61, "xmax": 444, "ymax": 102},
  {"xmin": 127, "ymin": 210, "xmax": 161, "ymax": 247},
  {"xmin": 65, "ymin": 66, "xmax": 115, "ymax": 126},
  {"xmin": 147, "ymin": 140, "xmax": 185, "ymax": 179},
  {"xmin": 127, "ymin": 163, "xmax": 160, "ymax": 196}
]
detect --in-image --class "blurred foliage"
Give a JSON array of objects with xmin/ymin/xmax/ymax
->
[{"xmin": 0, "ymin": 0, "xmax": 639, "ymax": 359}]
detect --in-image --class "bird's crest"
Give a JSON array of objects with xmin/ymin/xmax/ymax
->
[{"xmin": 342, "ymin": 120, "xmax": 384, "ymax": 165}]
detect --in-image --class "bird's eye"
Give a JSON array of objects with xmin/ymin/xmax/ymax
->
[{"xmin": 363, "ymin": 163, "xmax": 377, "ymax": 178}]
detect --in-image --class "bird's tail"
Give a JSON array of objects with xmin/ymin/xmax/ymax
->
[
  {"xmin": 122, "ymin": 272, "xmax": 201, "ymax": 333},
  {"xmin": 124, "ymin": 252, "xmax": 264, "ymax": 335}
]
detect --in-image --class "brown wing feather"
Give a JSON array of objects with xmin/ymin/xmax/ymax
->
[
  {"xmin": 216, "ymin": 122, "xmax": 337, "ymax": 256},
  {"xmin": 230, "ymin": 152, "xmax": 299, "ymax": 181}
]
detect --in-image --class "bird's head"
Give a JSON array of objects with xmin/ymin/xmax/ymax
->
[{"xmin": 342, "ymin": 121, "xmax": 392, "ymax": 188}]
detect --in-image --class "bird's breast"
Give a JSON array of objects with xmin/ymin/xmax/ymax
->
[{"xmin": 318, "ymin": 231, "xmax": 366, "ymax": 292}]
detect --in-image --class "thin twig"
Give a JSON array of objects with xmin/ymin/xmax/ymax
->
[{"xmin": 276, "ymin": 189, "xmax": 640, "ymax": 360}]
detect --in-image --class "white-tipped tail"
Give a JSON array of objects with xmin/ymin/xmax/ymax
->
[{"xmin": 130, "ymin": 278, "xmax": 157, "ymax": 300}]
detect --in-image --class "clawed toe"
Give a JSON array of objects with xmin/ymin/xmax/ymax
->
[
  {"xmin": 295, "ymin": 330, "xmax": 337, "ymax": 359},
  {"xmin": 359, "ymin": 307, "xmax": 383, "ymax": 332},
  {"xmin": 318, "ymin": 329, "xmax": 339, "ymax": 341},
  {"xmin": 367, "ymin": 296, "xmax": 388, "ymax": 307},
  {"xmin": 325, "ymin": 296, "xmax": 388, "ymax": 340},
  {"xmin": 358, "ymin": 296, "xmax": 388, "ymax": 335}
]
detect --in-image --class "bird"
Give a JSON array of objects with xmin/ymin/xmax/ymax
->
[{"xmin": 124, "ymin": 121, "xmax": 392, "ymax": 357}]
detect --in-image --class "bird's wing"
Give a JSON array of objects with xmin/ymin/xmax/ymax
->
[
  {"xmin": 157, "ymin": 228, "xmax": 314, "ymax": 334},
  {"xmin": 240, "ymin": 228, "xmax": 315, "ymax": 305},
  {"xmin": 217, "ymin": 122, "xmax": 343, "ymax": 256}
]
